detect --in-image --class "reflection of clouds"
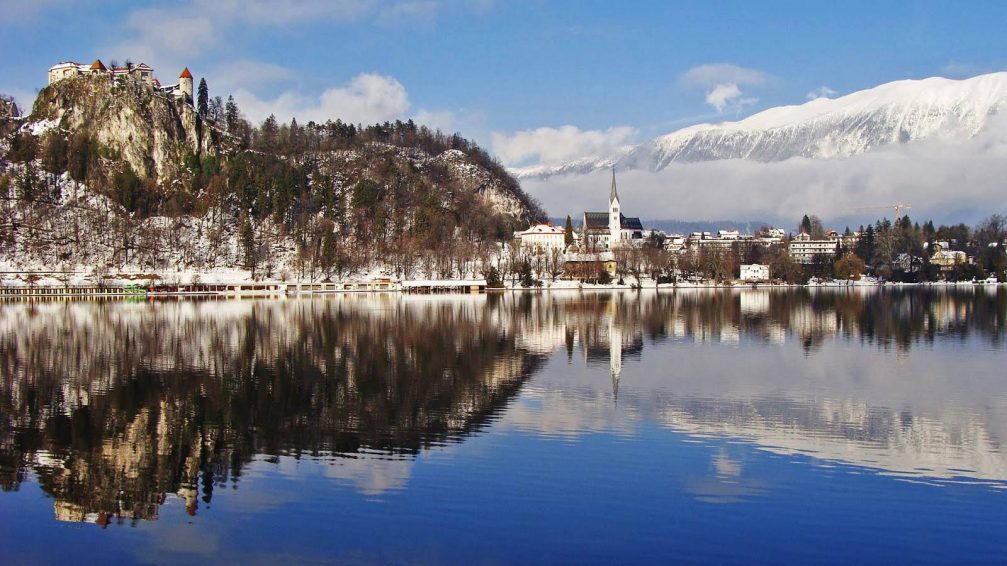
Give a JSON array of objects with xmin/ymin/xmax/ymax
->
[
  {"xmin": 138, "ymin": 521, "xmax": 221, "ymax": 557},
  {"xmin": 683, "ymin": 449, "xmax": 769, "ymax": 504},
  {"xmin": 323, "ymin": 454, "xmax": 414, "ymax": 496},
  {"xmin": 498, "ymin": 386, "xmax": 640, "ymax": 439},
  {"xmin": 658, "ymin": 397, "xmax": 1007, "ymax": 485},
  {"xmin": 270, "ymin": 452, "xmax": 415, "ymax": 496},
  {"xmin": 713, "ymin": 450, "xmax": 742, "ymax": 478}
]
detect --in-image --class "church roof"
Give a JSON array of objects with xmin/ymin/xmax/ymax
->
[
  {"xmin": 621, "ymin": 216, "xmax": 643, "ymax": 231},
  {"xmin": 179, "ymin": 67, "xmax": 193, "ymax": 79},
  {"xmin": 610, "ymin": 168, "xmax": 619, "ymax": 202},
  {"xmin": 584, "ymin": 212, "xmax": 609, "ymax": 229}
]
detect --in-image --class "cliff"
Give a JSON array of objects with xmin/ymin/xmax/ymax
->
[{"xmin": 30, "ymin": 74, "xmax": 217, "ymax": 183}]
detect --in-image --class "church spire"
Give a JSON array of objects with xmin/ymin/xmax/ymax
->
[{"xmin": 610, "ymin": 167, "xmax": 619, "ymax": 203}]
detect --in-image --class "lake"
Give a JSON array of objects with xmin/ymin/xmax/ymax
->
[{"xmin": 1, "ymin": 288, "xmax": 1005, "ymax": 564}]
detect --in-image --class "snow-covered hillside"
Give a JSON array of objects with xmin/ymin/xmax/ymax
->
[{"xmin": 515, "ymin": 72, "xmax": 1007, "ymax": 179}]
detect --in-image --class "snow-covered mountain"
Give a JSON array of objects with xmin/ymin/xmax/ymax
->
[{"xmin": 514, "ymin": 72, "xmax": 1007, "ymax": 179}]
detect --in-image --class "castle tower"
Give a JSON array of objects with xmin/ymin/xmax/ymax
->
[
  {"xmin": 608, "ymin": 167, "xmax": 621, "ymax": 245},
  {"xmin": 179, "ymin": 68, "xmax": 193, "ymax": 100}
]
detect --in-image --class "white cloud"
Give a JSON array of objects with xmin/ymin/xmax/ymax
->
[
  {"xmin": 704, "ymin": 83, "xmax": 757, "ymax": 113},
  {"xmin": 491, "ymin": 125, "xmax": 636, "ymax": 167},
  {"xmin": 518, "ymin": 114, "xmax": 1007, "ymax": 225},
  {"xmin": 123, "ymin": 9, "xmax": 215, "ymax": 58},
  {"xmin": 806, "ymin": 86, "xmax": 837, "ymax": 100},
  {"xmin": 682, "ymin": 63, "xmax": 767, "ymax": 88},
  {"xmin": 211, "ymin": 59, "xmax": 293, "ymax": 94},
  {"xmin": 233, "ymin": 73, "xmax": 410, "ymax": 125},
  {"xmin": 682, "ymin": 63, "xmax": 766, "ymax": 114},
  {"xmin": 412, "ymin": 108, "xmax": 457, "ymax": 132}
]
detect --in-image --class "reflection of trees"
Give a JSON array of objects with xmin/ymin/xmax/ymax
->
[
  {"xmin": 0, "ymin": 299, "xmax": 544, "ymax": 525},
  {"xmin": 624, "ymin": 288, "xmax": 1004, "ymax": 353},
  {"xmin": 0, "ymin": 288, "xmax": 1003, "ymax": 525}
]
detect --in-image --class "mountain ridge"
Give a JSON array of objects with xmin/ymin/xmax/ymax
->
[{"xmin": 515, "ymin": 72, "xmax": 1007, "ymax": 179}]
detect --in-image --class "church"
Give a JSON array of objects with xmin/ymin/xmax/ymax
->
[{"xmin": 581, "ymin": 169, "xmax": 644, "ymax": 250}]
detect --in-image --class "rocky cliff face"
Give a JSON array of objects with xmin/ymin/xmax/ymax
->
[{"xmin": 30, "ymin": 75, "xmax": 217, "ymax": 182}]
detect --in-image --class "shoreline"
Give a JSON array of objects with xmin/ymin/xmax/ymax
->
[{"xmin": 0, "ymin": 277, "xmax": 1001, "ymax": 299}]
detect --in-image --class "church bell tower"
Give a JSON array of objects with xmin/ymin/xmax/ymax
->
[{"xmin": 608, "ymin": 168, "xmax": 621, "ymax": 245}]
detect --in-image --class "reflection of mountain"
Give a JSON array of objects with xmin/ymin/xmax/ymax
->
[
  {"xmin": 0, "ymin": 297, "xmax": 546, "ymax": 524},
  {"xmin": 657, "ymin": 396, "xmax": 1007, "ymax": 483},
  {"xmin": 499, "ymin": 288, "xmax": 1007, "ymax": 484}
]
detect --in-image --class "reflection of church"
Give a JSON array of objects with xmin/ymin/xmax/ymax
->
[{"xmin": 572, "ymin": 297, "xmax": 643, "ymax": 401}]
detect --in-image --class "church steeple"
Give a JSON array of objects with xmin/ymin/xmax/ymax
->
[
  {"xmin": 610, "ymin": 167, "xmax": 619, "ymax": 204},
  {"xmin": 609, "ymin": 167, "xmax": 621, "ymax": 245}
]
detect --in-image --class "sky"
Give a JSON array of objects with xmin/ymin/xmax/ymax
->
[{"xmin": 3, "ymin": 0, "xmax": 1007, "ymax": 224}]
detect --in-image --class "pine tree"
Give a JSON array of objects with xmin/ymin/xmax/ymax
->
[
  {"xmin": 197, "ymin": 78, "xmax": 209, "ymax": 117},
  {"xmin": 564, "ymin": 215, "xmax": 574, "ymax": 247},
  {"xmin": 225, "ymin": 95, "xmax": 239, "ymax": 132}
]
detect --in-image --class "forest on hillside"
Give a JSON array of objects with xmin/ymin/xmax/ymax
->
[{"xmin": 0, "ymin": 78, "xmax": 545, "ymax": 281}]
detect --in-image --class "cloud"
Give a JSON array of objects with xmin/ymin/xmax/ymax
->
[
  {"xmin": 203, "ymin": 0, "xmax": 377, "ymax": 26},
  {"xmin": 682, "ymin": 63, "xmax": 766, "ymax": 114},
  {"xmin": 122, "ymin": 8, "xmax": 215, "ymax": 58},
  {"xmin": 806, "ymin": 86, "xmax": 837, "ymax": 100},
  {"xmin": 233, "ymin": 73, "xmax": 410, "ymax": 125},
  {"xmin": 518, "ymin": 113, "xmax": 1007, "ymax": 226},
  {"xmin": 102, "ymin": 1, "xmax": 419, "ymax": 72},
  {"xmin": 210, "ymin": 59, "xmax": 293, "ymax": 94},
  {"xmin": 682, "ymin": 63, "xmax": 767, "ymax": 88},
  {"xmin": 705, "ymin": 83, "xmax": 757, "ymax": 113},
  {"xmin": 377, "ymin": 0, "xmax": 441, "ymax": 25},
  {"xmin": 0, "ymin": 0, "xmax": 69, "ymax": 23},
  {"xmin": 491, "ymin": 125, "xmax": 636, "ymax": 167},
  {"xmin": 412, "ymin": 108, "xmax": 456, "ymax": 132}
]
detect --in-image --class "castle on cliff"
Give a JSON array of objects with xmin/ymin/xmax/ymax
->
[{"xmin": 47, "ymin": 59, "xmax": 193, "ymax": 101}]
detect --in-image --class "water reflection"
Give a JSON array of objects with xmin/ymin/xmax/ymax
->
[{"xmin": 0, "ymin": 287, "xmax": 1004, "ymax": 526}]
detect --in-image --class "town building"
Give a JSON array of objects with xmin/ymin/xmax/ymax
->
[
  {"xmin": 739, "ymin": 264, "xmax": 770, "ymax": 282},
  {"xmin": 47, "ymin": 59, "xmax": 193, "ymax": 101},
  {"xmin": 788, "ymin": 232, "xmax": 838, "ymax": 264},
  {"xmin": 582, "ymin": 170, "xmax": 643, "ymax": 250},
  {"xmin": 563, "ymin": 252, "xmax": 618, "ymax": 280},
  {"xmin": 931, "ymin": 249, "xmax": 969, "ymax": 271},
  {"xmin": 684, "ymin": 230, "xmax": 784, "ymax": 254},
  {"xmin": 515, "ymin": 223, "xmax": 566, "ymax": 253}
]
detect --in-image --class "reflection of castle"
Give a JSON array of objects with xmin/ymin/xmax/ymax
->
[{"xmin": 0, "ymin": 298, "xmax": 544, "ymax": 525}]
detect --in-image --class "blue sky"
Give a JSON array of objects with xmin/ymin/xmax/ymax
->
[{"xmin": 3, "ymin": 0, "xmax": 1006, "ymax": 170}]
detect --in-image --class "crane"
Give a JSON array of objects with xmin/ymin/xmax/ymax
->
[{"xmin": 845, "ymin": 203, "xmax": 912, "ymax": 221}]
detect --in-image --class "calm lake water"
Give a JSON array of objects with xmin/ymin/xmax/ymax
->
[{"xmin": 1, "ymin": 288, "xmax": 1006, "ymax": 564}]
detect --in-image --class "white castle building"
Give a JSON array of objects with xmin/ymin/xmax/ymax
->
[
  {"xmin": 582, "ymin": 169, "xmax": 643, "ymax": 250},
  {"xmin": 47, "ymin": 59, "xmax": 193, "ymax": 101}
]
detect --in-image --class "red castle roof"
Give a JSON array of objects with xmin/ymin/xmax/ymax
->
[
  {"xmin": 90, "ymin": 59, "xmax": 106, "ymax": 71},
  {"xmin": 179, "ymin": 67, "xmax": 192, "ymax": 79}
]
